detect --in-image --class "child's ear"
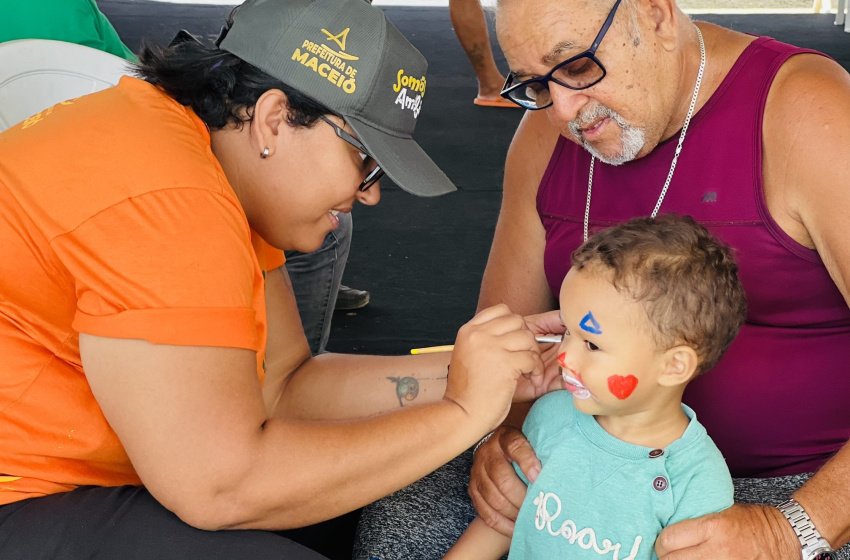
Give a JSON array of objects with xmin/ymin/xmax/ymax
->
[{"xmin": 657, "ymin": 345, "xmax": 699, "ymax": 387}]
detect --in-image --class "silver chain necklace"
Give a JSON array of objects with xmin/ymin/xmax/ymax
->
[{"xmin": 583, "ymin": 25, "xmax": 706, "ymax": 242}]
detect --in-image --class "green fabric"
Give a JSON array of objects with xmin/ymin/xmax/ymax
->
[
  {"xmin": 511, "ymin": 391, "xmax": 734, "ymax": 560},
  {"xmin": 0, "ymin": 0, "xmax": 137, "ymax": 62}
]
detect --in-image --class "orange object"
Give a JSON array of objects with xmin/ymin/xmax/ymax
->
[
  {"xmin": 0, "ymin": 77, "xmax": 283, "ymax": 505},
  {"xmin": 473, "ymin": 96, "xmax": 522, "ymax": 108}
]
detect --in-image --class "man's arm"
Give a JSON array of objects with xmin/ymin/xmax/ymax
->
[
  {"xmin": 477, "ymin": 109, "xmax": 561, "ymax": 314},
  {"xmin": 657, "ymin": 53, "xmax": 850, "ymax": 559},
  {"xmin": 776, "ymin": 54, "xmax": 850, "ymax": 553}
]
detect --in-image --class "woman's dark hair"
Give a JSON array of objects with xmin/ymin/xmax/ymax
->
[{"xmin": 134, "ymin": 20, "xmax": 330, "ymax": 131}]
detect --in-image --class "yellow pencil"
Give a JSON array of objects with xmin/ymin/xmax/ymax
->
[
  {"xmin": 410, "ymin": 345, "xmax": 455, "ymax": 355},
  {"xmin": 410, "ymin": 335, "xmax": 562, "ymax": 354}
]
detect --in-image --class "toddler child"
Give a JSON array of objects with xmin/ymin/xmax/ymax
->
[{"xmin": 444, "ymin": 214, "xmax": 747, "ymax": 560}]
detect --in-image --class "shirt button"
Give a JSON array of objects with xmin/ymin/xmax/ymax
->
[
  {"xmin": 652, "ymin": 476, "xmax": 669, "ymax": 492},
  {"xmin": 649, "ymin": 449, "xmax": 664, "ymax": 458}
]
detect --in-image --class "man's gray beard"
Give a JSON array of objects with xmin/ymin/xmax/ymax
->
[{"xmin": 568, "ymin": 104, "xmax": 646, "ymax": 166}]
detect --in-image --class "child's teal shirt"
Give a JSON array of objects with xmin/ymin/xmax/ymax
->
[{"xmin": 510, "ymin": 391, "xmax": 733, "ymax": 560}]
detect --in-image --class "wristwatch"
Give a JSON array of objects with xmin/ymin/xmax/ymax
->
[{"xmin": 776, "ymin": 498, "xmax": 837, "ymax": 560}]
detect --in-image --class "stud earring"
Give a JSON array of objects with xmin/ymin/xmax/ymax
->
[{"xmin": 260, "ymin": 147, "xmax": 269, "ymax": 159}]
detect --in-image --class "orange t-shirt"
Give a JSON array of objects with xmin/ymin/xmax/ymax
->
[{"xmin": 0, "ymin": 77, "xmax": 284, "ymax": 505}]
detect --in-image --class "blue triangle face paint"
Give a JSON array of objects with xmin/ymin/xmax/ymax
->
[{"xmin": 579, "ymin": 311, "xmax": 602, "ymax": 335}]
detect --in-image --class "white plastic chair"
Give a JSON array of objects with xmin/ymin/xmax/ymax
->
[
  {"xmin": 813, "ymin": 0, "xmax": 849, "ymax": 31},
  {"xmin": 0, "ymin": 39, "xmax": 131, "ymax": 132},
  {"xmin": 834, "ymin": 0, "xmax": 850, "ymax": 30}
]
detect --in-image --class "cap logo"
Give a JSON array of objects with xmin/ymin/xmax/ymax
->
[
  {"xmin": 291, "ymin": 27, "xmax": 360, "ymax": 94},
  {"xmin": 320, "ymin": 28, "xmax": 358, "ymax": 60},
  {"xmin": 393, "ymin": 69, "xmax": 426, "ymax": 119}
]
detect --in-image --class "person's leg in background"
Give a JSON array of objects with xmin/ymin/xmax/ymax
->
[
  {"xmin": 335, "ymin": 282, "xmax": 371, "ymax": 313},
  {"xmin": 285, "ymin": 212, "xmax": 363, "ymax": 355},
  {"xmin": 449, "ymin": 0, "xmax": 510, "ymax": 107}
]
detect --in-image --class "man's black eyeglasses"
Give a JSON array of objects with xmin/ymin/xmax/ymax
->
[
  {"xmin": 319, "ymin": 115, "xmax": 384, "ymax": 192},
  {"xmin": 500, "ymin": 0, "xmax": 622, "ymax": 110}
]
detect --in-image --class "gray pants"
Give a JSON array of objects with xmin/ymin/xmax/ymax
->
[
  {"xmin": 354, "ymin": 449, "xmax": 850, "ymax": 560},
  {"xmin": 285, "ymin": 211, "xmax": 352, "ymax": 355}
]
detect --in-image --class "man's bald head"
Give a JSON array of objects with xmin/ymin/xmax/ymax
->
[{"xmin": 495, "ymin": 0, "xmax": 641, "ymax": 46}]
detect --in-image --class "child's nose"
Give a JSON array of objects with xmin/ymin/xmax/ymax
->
[
  {"xmin": 557, "ymin": 349, "xmax": 572, "ymax": 370},
  {"xmin": 557, "ymin": 341, "xmax": 582, "ymax": 374}
]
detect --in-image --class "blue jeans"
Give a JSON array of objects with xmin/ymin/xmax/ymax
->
[{"xmin": 284, "ymin": 211, "xmax": 352, "ymax": 355}]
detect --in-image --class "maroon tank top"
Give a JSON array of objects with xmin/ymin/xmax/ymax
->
[{"xmin": 537, "ymin": 37, "xmax": 850, "ymax": 477}]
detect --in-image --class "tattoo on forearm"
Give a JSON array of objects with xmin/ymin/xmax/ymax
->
[
  {"xmin": 387, "ymin": 377, "xmax": 420, "ymax": 407},
  {"xmin": 387, "ymin": 370, "xmax": 449, "ymax": 408}
]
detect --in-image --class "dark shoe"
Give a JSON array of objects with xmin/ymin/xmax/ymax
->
[{"xmin": 336, "ymin": 284, "xmax": 370, "ymax": 310}]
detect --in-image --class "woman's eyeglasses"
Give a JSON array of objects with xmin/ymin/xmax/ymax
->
[
  {"xmin": 319, "ymin": 115, "xmax": 385, "ymax": 192},
  {"xmin": 500, "ymin": 0, "xmax": 622, "ymax": 110}
]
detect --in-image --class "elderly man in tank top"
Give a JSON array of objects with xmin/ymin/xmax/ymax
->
[
  {"xmin": 354, "ymin": 1, "xmax": 849, "ymax": 558},
  {"xmin": 468, "ymin": 0, "xmax": 850, "ymax": 559}
]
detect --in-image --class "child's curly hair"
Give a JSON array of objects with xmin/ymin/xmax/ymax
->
[{"xmin": 572, "ymin": 214, "xmax": 747, "ymax": 375}]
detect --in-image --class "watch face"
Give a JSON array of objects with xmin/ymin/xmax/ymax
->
[{"xmin": 812, "ymin": 553, "xmax": 837, "ymax": 560}]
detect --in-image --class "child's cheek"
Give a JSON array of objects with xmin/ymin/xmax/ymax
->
[{"xmin": 607, "ymin": 375, "xmax": 638, "ymax": 400}]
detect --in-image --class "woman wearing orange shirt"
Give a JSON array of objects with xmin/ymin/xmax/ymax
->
[{"xmin": 0, "ymin": 1, "xmax": 551, "ymax": 557}]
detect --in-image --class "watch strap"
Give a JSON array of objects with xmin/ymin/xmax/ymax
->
[{"xmin": 776, "ymin": 499, "xmax": 835, "ymax": 560}]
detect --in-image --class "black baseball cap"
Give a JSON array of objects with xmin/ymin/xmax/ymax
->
[{"xmin": 220, "ymin": 0, "xmax": 456, "ymax": 197}]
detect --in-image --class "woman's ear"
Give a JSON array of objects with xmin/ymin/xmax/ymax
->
[
  {"xmin": 250, "ymin": 88, "xmax": 290, "ymax": 158},
  {"xmin": 657, "ymin": 345, "xmax": 699, "ymax": 387}
]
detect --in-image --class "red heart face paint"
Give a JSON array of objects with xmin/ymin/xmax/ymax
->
[
  {"xmin": 607, "ymin": 375, "xmax": 638, "ymax": 400},
  {"xmin": 558, "ymin": 352, "xmax": 566, "ymax": 368}
]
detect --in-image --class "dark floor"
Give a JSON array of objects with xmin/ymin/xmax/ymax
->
[{"xmin": 99, "ymin": 2, "xmax": 849, "ymax": 558}]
